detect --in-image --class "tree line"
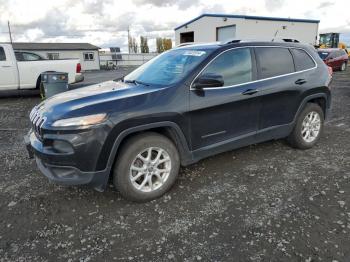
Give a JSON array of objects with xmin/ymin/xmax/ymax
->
[{"xmin": 128, "ymin": 36, "xmax": 172, "ymax": 54}]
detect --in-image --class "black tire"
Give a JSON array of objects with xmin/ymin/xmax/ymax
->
[
  {"xmin": 287, "ymin": 103, "xmax": 324, "ymax": 149},
  {"xmin": 340, "ymin": 62, "xmax": 347, "ymax": 71},
  {"xmin": 113, "ymin": 132, "xmax": 180, "ymax": 202}
]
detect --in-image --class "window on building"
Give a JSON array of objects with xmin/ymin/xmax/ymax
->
[
  {"xmin": 255, "ymin": 47, "xmax": 295, "ymax": 79},
  {"xmin": 199, "ymin": 48, "xmax": 253, "ymax": 87},
  {"xmin": 84, "ymin": 52, "xmax": 95, "ymax": 61},
  {"xmin": 47, "ymin": 53, "xmax": 59, "ymax": 60},
  {"xmin": 0, "ymin": 47, "xmax": 6, "ymax": 61},
  {"xmin": 290, "ymin": 48, "xmax": 315, "ymax": 71},
  {"xmin": 180, "ymin": 32, "xmax": 194, "ymax": 44}
]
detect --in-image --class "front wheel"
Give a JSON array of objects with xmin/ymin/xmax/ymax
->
[
  {"xmin": 287, "ymin": 103, "xmax": 324, "ymax": 149},
  {"xmin": 340, "ymin": 62, "xmax": 347, "ymax": 71},
  {"xmin": 113, "ymin": 132, "xmax": 180, "ymax": 202}
]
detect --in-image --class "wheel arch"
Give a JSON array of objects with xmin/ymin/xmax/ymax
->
[
  {"xmin": 295, "ymin": 93, "xmax": 329, "ymax": 121},
  {"xmin": 105, "ymin": 122, "xmax": 193, "ymax": 171},
  {"xmin": 36, "ymin": 71, "xmax": 56, "ymax": 89}
]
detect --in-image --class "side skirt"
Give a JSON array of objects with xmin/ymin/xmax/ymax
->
[{"xmin": 190, "ymin": 123, "xmax": 293, "ymax": 165}]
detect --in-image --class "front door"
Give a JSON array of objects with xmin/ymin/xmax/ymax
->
[
  {"xmin": 0, "ymin": 46, "xmax": 18, "ymax": 90},
  {"xmin": 189, "ymin": 47, "xmax": 260, "ymax": 150}
]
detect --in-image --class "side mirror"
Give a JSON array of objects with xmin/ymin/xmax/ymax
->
[{"xmin": 193, "ymin": 73, "xmax": 224, "ymax": 89}]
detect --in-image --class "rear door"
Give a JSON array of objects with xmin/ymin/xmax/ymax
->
[
  {"xmin": 327, "ymin": 51, "xmax": 338, "ymax": 69},
  {"xmin": 254, "ymin": 46, "xmax": 307, "ymax": 133},
  {"xmin": 0, "ymin": 45, "xmax": 18, "ymax": 90},
  {"xmin": 189, "ymin": 47, "xmax": 260, "ymax": 150}
]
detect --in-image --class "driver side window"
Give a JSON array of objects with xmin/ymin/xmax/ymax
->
[{"xmin": 200, "ymin": 48, "xmax": 253, "ymax": 87}]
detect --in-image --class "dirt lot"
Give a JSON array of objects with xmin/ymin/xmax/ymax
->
[{"xmin": 0, "ymin": 69, "xmax": 350, "ymax": 261}]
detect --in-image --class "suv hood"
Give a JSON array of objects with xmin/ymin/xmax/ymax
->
[{"xmin": 39, "ymin": 80, "xmax": 161, "ymax": 125}]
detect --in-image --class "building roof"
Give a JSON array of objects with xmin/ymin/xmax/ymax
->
[
  {"xmin": 12, "ymin": 42, "xmax": 100, "ymax": 51},
  {"xmin": 174, "ymin": 13, "xmax": 320, "ymax": 31}
]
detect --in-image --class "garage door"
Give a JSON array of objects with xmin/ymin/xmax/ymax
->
[{"xmin": 217, "ymin": 25, "xmax": 236, "ymax": 42}]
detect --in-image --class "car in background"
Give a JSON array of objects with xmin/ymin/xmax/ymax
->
[
  {"xmin": 317, "ymin": 48, "xmax": 348, "ymax": 71},
  {"xmin": 0, "ymin": 43, "xmax": 84, "ymax": 93}
]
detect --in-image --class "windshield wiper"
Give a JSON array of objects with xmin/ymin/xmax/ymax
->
[{"xmin": 124, "ymin": 79, "xmax": 150, "ymax": 86}]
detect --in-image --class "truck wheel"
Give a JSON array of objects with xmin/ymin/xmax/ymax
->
[
  {"xmin": 340, "ymin": 62, "xmax": 347, "ymax": 71},
  {"xmin": 287, "ymin": 103, "xmax": 324, "ymax": 149},
  {"xmin": 113, "ymin": 132, "xmax": 180, "ymax": 202}
]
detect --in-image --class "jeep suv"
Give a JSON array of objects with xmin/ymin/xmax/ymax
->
[{"xmin": 25, "ymin": 41, "xmax": 332, "ymax": 202}]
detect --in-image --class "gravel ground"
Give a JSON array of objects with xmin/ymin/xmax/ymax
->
[{"xmin": 0, "ymin": 69, "xmax": 350, "ymax": 261}]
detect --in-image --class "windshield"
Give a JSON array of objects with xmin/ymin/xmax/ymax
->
[
  {"xmin": 124, "ymin": 49, "xmax": 212, "ymax": 85},
  {"xmin": 318, "ymin": 51, "xmax": 329, "ymax": 60}
]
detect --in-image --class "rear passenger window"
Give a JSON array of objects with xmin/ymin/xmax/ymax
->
[
  {"xmin": 200, "ymin": 48, "xmax": 253, "ymax": 86},
  {"xmin": 290, "ymin": 48, "xmax": 315, "ymax": 71},
  {"xmin": 0, "ymin": 47, "xmax": 6, "ymax": 61},
  {"xmin": 255, "ymin": 47, "xmax": 294, "ymax": 79}
]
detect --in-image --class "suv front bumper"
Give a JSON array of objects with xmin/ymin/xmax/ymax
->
[
  {"xmin": 24, "ymin": 127, "xmax": 111, "ymax": 191},
  {"xmin": 34, "ymin": 157, "xmax": 109, "ymax": 191}
]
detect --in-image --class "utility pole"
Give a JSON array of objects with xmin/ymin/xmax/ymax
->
[
  {"xmin": 127, "ymin": 26, "xmax": 130, "ymax": 54},
  {"xmin": 8, "ymin": 21, "xmax": 13, "ymax": 44}
]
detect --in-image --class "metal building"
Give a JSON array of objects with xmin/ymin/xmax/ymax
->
[
  {"xmin": 175, "ymin": 14, "xmax": 320, "ymax": 45},
  {"xmin": 12, "ymin": 42, "xmax": 100, "ymax": 71}
]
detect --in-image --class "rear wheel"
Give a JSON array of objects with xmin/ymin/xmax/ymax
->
[
  {"xmin": 287, "ymin": 103, "xmax": 324, "ymax": 149},
  {"xmin": 340, "ymin": 62, "xmax": 347, "ymax": 71},
  {"xmin": 113, "ymin": 132, "xmax": 180, "ymax": 202}
]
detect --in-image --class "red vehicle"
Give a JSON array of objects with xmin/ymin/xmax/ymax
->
[{"xmin": 317, "ymin": 48, "xmax": 348, "ymax": 71}]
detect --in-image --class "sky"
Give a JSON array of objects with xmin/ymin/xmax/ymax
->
[{"xmin": 0, "ymin": 0, "xmax": 349, "ymax": 52}]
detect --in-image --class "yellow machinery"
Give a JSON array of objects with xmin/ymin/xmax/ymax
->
[{"xmin": 319, "ymin": 33, "xmax": 350, "ymax": 57}]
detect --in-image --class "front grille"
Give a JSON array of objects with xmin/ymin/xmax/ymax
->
[{"xmin": 29, "ymin": 106, "xmax": 46, "ymax": 138}]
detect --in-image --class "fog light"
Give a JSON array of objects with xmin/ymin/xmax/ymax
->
[{"xmin": 52, "ymin": 140, "xmax": 73, "ymax": 154}]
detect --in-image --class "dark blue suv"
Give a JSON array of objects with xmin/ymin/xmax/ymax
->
[{"xmin": 25, "ymin": 41, "xmax": 332, "ymax": 202}]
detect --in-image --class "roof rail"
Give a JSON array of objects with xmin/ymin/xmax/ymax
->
[
  {"xmin": 221, "ymin": 38, "xmax": 301, "ymax": 45},
  {"xmin": 176, "ymin": 42, "xmax": 221, "ymax": 48},
  {"xmin": 177, "ymin": 42, "xmax": 196, "ymax": 47},
  {"xmin": 221, "ymin": 39, "xmax": 241, "ymax": 45},
  {"xmin": 271, "ymin": 38, "xmax": 300, "ymax": 43}
]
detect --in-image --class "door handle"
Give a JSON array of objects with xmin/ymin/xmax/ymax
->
[
  {"xmin": 242, "ymin": 89, "xmax": 258, "ymax": 95},
  {"xmin": 1, "ymin": 65, "xmax": 11, "ymax": 68},
  {"xmin": 295, "ymin": 79, "xmax": 307, "ymax": 85}
]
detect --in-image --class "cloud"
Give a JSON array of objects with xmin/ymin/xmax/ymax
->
[
  {"xmin": 201, "ymin": 4, "xmax": 226, "ymax": 14},
  {"xmin": 132, "ymin": 0, "xmax": 174, "ymax": 7},
  {"xmin": 132, "ymin": 0, "xmax": 200, "ymax": 8},
  {"xmin": 0, "ymin": 0, "xmax": 348, "ymax": 52},
  {"xmin": 317, "ymin": 1, "xmax": 335, "ymax": 9},
  {"xmin": 264, "ymin": 0, "xmax": 285, "ymax": 11}
]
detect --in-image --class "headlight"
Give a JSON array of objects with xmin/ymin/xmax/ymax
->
[{"xmin": 52, "ymin": 113, "xmax": 107, "ymax": 127}]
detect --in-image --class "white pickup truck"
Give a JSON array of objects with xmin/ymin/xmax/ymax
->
[{"xmin": 0, "ymin": 43, "xmax": 84, "ymax": 91}]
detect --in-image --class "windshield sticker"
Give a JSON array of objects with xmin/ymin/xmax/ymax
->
[{"xmin": 183, "ymin": 51, "xmax": 206, "ymax": 57}]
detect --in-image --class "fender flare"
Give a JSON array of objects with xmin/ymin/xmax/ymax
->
[
  {"xmin": 293, "ymin": 93, "xmax": 329, "ymax": 122},
  {"xmin": 105, "ymin": 121, "xmax": 193, "ymax": 170}
]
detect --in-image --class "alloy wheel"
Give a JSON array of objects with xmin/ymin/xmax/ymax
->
[
  {"xmin": 301, "ymin": 111, "xmax": 321, "ymax": 143},
  {"xmin": 129, "ymin": 147, "xmax": 171, "ymax": 192}
]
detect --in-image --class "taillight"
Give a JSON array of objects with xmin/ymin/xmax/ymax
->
[
  {"xmin": 327, "ymin": 66, "xmax": 333, "ymax": 89},
  {"xmin": 76, "ymin": 63, "xmax": 81, "ymax": 73},
  {"xmin": 327, "ymin": 66, "xmax": 333, "ymax": 77}
]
